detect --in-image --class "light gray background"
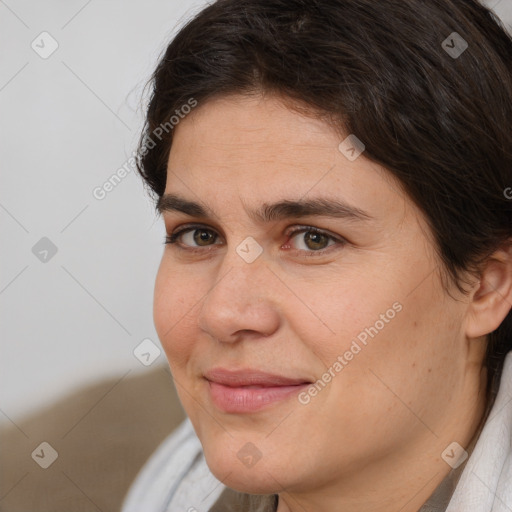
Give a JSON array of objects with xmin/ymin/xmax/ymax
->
[
  {"xmin": 0, "ymin": 0, "xmax": 210, "ymax": 426},
  {"xmin": 1, "ymin": 0, "xmax": 511, "ymax": 426}
]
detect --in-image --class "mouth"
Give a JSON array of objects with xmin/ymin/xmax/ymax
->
[{"xmin": 204, "ymin": 368, "xmax": 312, "ymax": 413}]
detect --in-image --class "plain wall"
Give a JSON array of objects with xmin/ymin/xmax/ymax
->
[{"xmin": 0, "ymin": 0, "xmax": 211, "ymax": 426}]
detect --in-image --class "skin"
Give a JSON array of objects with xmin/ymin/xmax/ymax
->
[{"xmin": 153, "ymin": 93, "xmax": 512, "ymax": 512}]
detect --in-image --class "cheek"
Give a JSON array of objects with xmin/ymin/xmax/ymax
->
[
  {"xmin": 319, "ymin": 284, "xmax": 464, "ymax": 432},
  {"xmin": 302, "ymin": 275, "xmax": 401, "ymax": 363},
  {"xmin": 153, "ymin": 260, "xmax": 201, "ymax": 368},
  {"xmin": 305, "ymin": 265, "xmax": 463, "ymax": 401}
]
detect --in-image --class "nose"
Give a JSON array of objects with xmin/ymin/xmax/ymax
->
[{"xmin": 197, "ymin": 244, "xmax": 281, "ymax": 344}]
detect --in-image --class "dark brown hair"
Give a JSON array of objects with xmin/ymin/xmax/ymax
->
[{"xmin": 137, "ymin": 0, "xmax": 512, "ymax": 407}]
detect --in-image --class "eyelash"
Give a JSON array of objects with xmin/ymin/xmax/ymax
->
[{"xmin": 164, "ymin": 223, "xmax": 346, "ymax": 257}]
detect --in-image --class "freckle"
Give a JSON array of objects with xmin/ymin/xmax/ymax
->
[
  {"xmin": 413, "ymin": 321, "xmax": 418, "ymax": 327},
  {"xmin": 412, "ymin": 362, "xmax": 416, "ymax": 368},
  {"xmin": 428, "ymin": 368, "xmax": 432, "ymax": 373}
]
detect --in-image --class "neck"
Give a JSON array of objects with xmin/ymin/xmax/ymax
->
[{"xmin": 276, "ymin": 366, "xmax": 488, "ymax": 512}]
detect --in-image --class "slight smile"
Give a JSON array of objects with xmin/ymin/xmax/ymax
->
[{"xmin": 204, "ymin": 368, "xmax": 312, "ymax": 413}]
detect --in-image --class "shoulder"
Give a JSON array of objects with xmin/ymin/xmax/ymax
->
[{"xmin": 121, "ymin": 418, "xmax": 226, "ymax": 512}]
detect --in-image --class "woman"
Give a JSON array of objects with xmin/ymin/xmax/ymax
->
[{"xmin": 122, "ymin": 0, "xmax": 512, "ymax": 510}]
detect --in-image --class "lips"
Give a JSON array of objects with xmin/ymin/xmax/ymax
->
[
  {"xmin": 203, "ymin": 368, "xmax": 311, "ymax": 387},
  {"xmin": 204, "ymin": 368, "xmax": 312, "ymax": 413}
]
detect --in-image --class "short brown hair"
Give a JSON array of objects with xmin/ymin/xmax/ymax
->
[{"xmin": 137, "ymin": 0, "xmax": 512, "ymax": 407}]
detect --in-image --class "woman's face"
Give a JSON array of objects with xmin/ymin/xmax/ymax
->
[{"xmin": 153, "ymin": 94, "xmax": 476, "ymax": 496}]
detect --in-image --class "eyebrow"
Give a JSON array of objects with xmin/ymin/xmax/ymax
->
[{"xmin": 156, "ymin": 193, "xmax": 373, "ymax": 223}]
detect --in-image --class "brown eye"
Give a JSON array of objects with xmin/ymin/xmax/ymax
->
[
  {"xmin": 303, "ymin": 231, "xmax": 330, "ymax": 250},
  {"xmin": 165, "ymin": 225, "xmax": 220, "ymax": 248},
  {"xmin": 287, "ymin": 228, "xmax": 337, "ymax": 252},
  {"xmin": 193, "ymin": 229, "xmax": 217, "ymax": 246},
  {"xmin": 165, "ymin": 224, "xmax": 345, "ymax": 257}
]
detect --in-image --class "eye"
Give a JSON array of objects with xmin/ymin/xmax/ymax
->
[
  {"xmin": 165, "ymin": 224, "xmax": 346, "ymax": 256},
  {"xmin": 165, "ymin": 224, "xmax": 220, "ymax": 249},
  {"xmin": 284, "ymin": 226, "xmax": 343, "ymax": 255}
]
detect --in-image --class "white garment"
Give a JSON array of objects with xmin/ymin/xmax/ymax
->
[
  {"xmin": 121, "ymin": 419, "xmax": 225, "ymax": 512},
  {"xmin": 121, "ymin": 351, "xmax": 512, "ymax": 512},
  {"xmin": 446, "ymin": 351, "xmax": 512, "ymax": 511}
]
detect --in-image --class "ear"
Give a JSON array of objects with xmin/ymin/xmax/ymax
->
[{"xmin": 465, "ymin": 242, "xmax": 512, "ymax": 339}]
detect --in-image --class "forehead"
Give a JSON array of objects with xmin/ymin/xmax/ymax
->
[
  {"xmin": 171, "ymin": 94, "xmax": 338, "ymax": 160},
  {"xmin": 167, "ymin": 95, "xmax": 390, "ymax": 189},
  {"xmin": 164, "ymin": 94, "xmax": 421, "ymax": 229}
]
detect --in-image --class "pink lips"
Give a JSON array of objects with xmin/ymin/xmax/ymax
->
[{"xmin": 204, "ymin": 368, "xmax": 311, "ymax": 413}]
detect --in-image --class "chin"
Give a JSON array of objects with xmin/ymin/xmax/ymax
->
[
  {"xmin": 197, "ymin": 430, "xmax": 290, "ymax": 494},
  {"xmin": 204, "ymin": 451, "xmax": 283, "ymax": 494}
]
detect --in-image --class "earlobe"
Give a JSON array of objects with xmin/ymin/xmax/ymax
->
[{"xmin": 465, "ymin": 244, "xmax": 512, "ymax": 339}]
